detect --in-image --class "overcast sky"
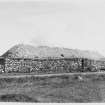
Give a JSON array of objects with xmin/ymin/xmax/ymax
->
[{"xmin": 0, "ymin": 0, "xmax": 105, "ymax": 56}]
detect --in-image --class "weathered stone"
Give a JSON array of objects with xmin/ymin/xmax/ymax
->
[{"xmin": 0, "ymin": 57, "xmax": 104, "ymax": 73}]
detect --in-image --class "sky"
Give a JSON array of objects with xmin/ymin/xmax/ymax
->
[{"xmin": 0, "ymin": 0, "xmax": 105, "ymax": 56}]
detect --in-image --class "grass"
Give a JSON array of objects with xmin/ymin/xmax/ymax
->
[
  {"xmin": 0, "ymin": 94, "xmax": 38, "ymax": 102},
  {"xmin": 0, "ymin": 73, "xmax": 105, "ymax": 102}
]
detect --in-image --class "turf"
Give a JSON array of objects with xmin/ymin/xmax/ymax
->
[{"xmin": 0, "ymin": 73, "xmax": 104, "ymax": 102}]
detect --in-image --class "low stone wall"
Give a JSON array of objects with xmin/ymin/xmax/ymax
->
[
  {"xmin": 4, "ymin": 57, "xmax": 105, "ymax": 73},
  {"xmin": 4, "ymin": 58, "xmax": 82, "ymax": 73},
  {"xmin": 0, "ymin": 57, "xmax": 102, "ymax": 73}
]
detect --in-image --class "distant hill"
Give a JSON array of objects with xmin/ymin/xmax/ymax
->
[{"xmin": 2, "ymin": 44, "xmax": 105, "ymax": 60}]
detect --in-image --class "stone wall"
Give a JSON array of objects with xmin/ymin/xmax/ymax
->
[
  {"xmin": 4, "ymin": 57, "xmax": 105, "ymax": 73},
  {"xmin": 4, "ymin": 58, "xmax": 82, "ymax": 73}
]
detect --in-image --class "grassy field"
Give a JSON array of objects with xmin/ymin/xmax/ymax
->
[{"xmin": 0, "ymin": 73, "xmax": 105, "ymax": 102}]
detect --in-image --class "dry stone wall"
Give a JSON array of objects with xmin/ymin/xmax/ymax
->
[
  {"xmin": 0, "ymin": 57, "xmax": 103, "ymax": 73},
  {"xmin": 4, "ymin": 58, "xmax": 83, "ymax": 73},
  {"xmin": 3, "ymin": 57, "xmax": 105, "ymax": 73}
]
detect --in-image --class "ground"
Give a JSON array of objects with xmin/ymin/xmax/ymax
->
[{"xmin": 0, "ymin": 73, "xmax": 105, "ymax": 102}]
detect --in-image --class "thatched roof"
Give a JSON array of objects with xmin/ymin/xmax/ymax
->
[{"xmin": 2, "ymin": 44, "xmax": 104, "ymax": 60}]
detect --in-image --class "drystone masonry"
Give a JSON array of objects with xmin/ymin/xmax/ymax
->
[
  {"xmin": 4, "ymin": 58, "xmax": 84, "ymax": 73},
  {"xmin": 0, "ymin": 57, "xmax": 104, "ymax": 73},
  {"xmin": 4, "ymin": 57, "xmax": 105, "ymax": 73}
]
